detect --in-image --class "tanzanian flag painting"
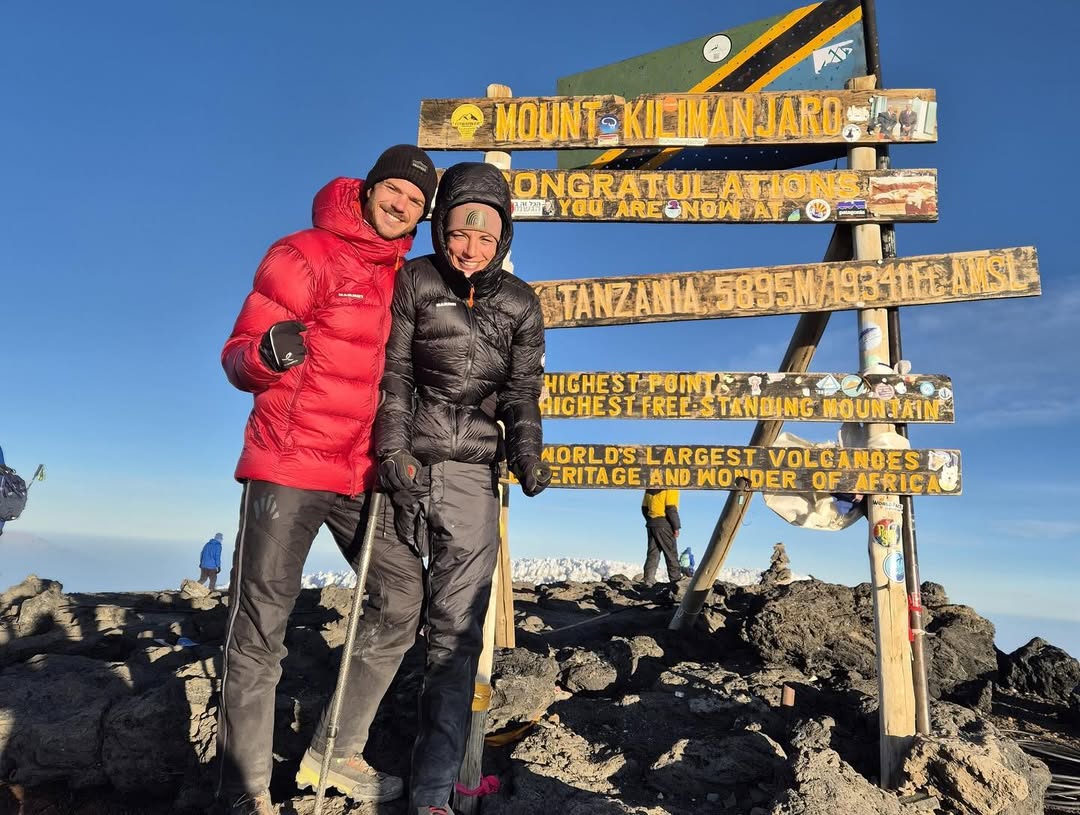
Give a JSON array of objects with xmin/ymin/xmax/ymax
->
[{"xmin": 556, "ymin": 0, "xmax": 867, "ymax": 171}]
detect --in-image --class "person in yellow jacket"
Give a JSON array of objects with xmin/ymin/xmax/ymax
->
[{"xmin": 641, "ymin": 488, "xmax": 682, "ymax": 586}]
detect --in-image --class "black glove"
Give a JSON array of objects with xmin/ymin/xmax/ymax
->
[
  {"xmin": 518, "ymin": 457, "xmax": 551, "ymax": 497},
  {"xmin": 379, "ymin": 450, "xmax": 421, "ymax": 494},
  {"xmin": 259, "ymin": 321, "xmax": 308, "ymax": 372}
]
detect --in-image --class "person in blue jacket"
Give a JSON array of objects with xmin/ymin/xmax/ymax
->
[
  {"xmin": 679, "ymin": 546, "xmax": 696, "ymax": 577},
  {"xmin": 197, "ymin": 533, "xmax": 224, "ymax": 590}
]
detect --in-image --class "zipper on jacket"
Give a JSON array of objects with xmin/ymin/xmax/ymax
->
[
  {"xmin": 448, "ymin": 402, "xmax": 458, "ymax": 460},
  {"xmin": 458, "ymin": 294, "xmax": 478, "ymax": 403},
  {"xmin": 349, "ymin": 255, "xmax": 403, "ymax": 497},
  {"xmin": 452, "ymin": 290, "xmax": 478, "ymax": 459}
]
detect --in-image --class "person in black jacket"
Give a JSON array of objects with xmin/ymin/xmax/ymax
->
[{"xmin": 300, "ymin": 161, "xmax": 549, "ymax": 815}]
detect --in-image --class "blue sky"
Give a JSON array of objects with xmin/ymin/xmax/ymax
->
[{"xmin": 2, "ymin": 1, "xmax": 1077, "ymax": 655}]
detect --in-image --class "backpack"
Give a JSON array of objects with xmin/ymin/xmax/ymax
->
[{"xmin": 0, "ymin": 465, "xmax": 29, "ymax": 522}]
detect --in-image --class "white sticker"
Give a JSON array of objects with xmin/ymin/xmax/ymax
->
[
  {"xmin": 883, "ymin": 552, "xmax": 905, "ymax": 583},
  {"xmin": 703, "ymin": 34, "xmax": 732, "ymax": 63},
  {"xmin": 658, "ymin": 137, "xmax": 708, "ymax": 147},
  {"xmin": 860, "ymin": 325, "xmax": 882, "ymax": 350},
  {"xmin": 805, "ymin": 198, "xmax": 831, "ymax": 222},
  {"xmin": 511, "ymin": 199, "xmax": 547, "ymax": 218},
  {"xmin": 846, "ymin": 105, "xmax": 870, "ymax": 122},
  {"xmin": 812, "ymin": 39, "xmax": 855, "ymax": 73},
  {"xmin": 842, "ymin": 123, "xmax": 862, "ymax": 142}
]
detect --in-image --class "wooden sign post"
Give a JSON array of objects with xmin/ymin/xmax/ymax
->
[
  {"xmin": 849, "ymin": 73, "xmax": 914, "ymax": 789},
  {"xmin": 416, "ymin": 8, "xmax": 1041, "ymax": 787},
  {"xmin": 482, "ymin": 83, "xmax": 518, "ymax": 654},
  {"xmin": 455, "ymin": 83, "xmax": 516, "ymax": 815}
]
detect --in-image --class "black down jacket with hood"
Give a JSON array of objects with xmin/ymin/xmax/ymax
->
[{"xmin": 373, "ymin": 162, "xmax": 545, "ymax": 477}]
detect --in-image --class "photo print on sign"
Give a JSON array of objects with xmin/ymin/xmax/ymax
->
[{"xmin": 867, "ymin": 95, "xmax": 937, "ymax": 141}]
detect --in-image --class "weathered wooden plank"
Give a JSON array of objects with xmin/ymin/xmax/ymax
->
[
  {"xmin": 489, "ymin": 168, "xmax": 936, "ymax": 223},
  {"xmin": 540, "ymin": 444, "xmax": 962, "ymax": 495},
  {"xmin": 540, "ymin": 371, "xmax": 954, "ymax": 423},
  {"xmin": 419, "ymin": 90, "xmax": 937, "ymax": 150},
  {"xmin": 533, "ymin": 246, "xmax": 1039, "ymax": 328}
]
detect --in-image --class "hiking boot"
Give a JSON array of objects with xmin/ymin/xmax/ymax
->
[
  {"xmin": 227, "ymin": 790, "xmax": 275, "ymax": 815},
  {"xmin": 295, "ymin": 747, "xmax": 403, "ymax": 802}
]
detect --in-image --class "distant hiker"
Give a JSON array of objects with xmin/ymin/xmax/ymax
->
[
  {"xmin": 296, "ymin": 161, "xmax": 548, "ymax": 815},
  {"xmin": 197, "ymin": 533, "xmax": 223, "ymax": 590},
  {"xmin": 641, "ymin": 488, "xmax": 682, "ymax": 586},
  {"xmin": 679, "ymin": 545, "xmax": 696, "ymax": 577},
  {"xmin": 217, "ymin": 145, "xmax": 437, "ymax": 815},
  {"xmin": 0, "ymin": 446, "xmax": 34, "ymax": 537}
]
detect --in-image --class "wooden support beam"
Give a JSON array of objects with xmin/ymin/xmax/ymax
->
[{"xmin": 848, "ymin": 73, "xmax": 915, "ymax": 790}]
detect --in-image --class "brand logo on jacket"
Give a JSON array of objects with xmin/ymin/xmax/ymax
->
[{"xmin": 252, "ymin": 494, "xmax": 280, "ymax": 521}]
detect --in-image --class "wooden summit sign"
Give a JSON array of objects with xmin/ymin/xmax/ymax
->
[
  {"xmin": 540, "ymin": 371, "xmax": 954, "ymax": 422},
  {"xmin": 533, "ymin": 246, "xmax": 1040, "ymax": 328},
  {"xmin": 497, "ymin": 168, "xmax": 936, "ymax": 223},
  {"xmin": 540, "ymin": 444, "xmax": 962, "ymax": 495},
  {"xmin": 419, "ymin": 90, "xmax": 937, "ymax": 150}
]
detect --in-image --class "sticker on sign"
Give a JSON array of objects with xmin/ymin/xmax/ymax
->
[
  {"xmin": 511, "ymin": 199, "xmax": 548, "ymax": 218},
  {"xmin": 813, "ymin": 39, "xmax": 856, "ymax": 73}
]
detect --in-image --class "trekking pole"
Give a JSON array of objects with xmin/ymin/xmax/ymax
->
[{"xmin": 314, "ymin": 489, "xmax": 384, "ymax": 815}]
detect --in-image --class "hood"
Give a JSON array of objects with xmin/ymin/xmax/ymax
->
[
  {"xmin": 310, "ymin": 177, "xmax": 414, "ymax": 262},
  {"xmin": 430, "ymin": 163, "xmax": 513, "ymax": 295}
]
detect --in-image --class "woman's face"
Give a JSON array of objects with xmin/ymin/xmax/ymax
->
[{"xmin": 445, "ymin": 229, "xmax": 498, "ymax": 277}]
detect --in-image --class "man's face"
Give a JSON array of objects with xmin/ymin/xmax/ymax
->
[
  {"xmin": 445, "ymin": 229, "xmax": 498, "ymax": 277},
  {"xmin": 363, "ymin": 178, "xmax": 426, "ymax": 240}
]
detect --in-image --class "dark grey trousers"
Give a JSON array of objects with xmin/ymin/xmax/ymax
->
[
  {"xmin": 216, "ymin": 479, "xmax": 391, "ymax": 801},
  {"xmin": 311, "ymin": 460, "xmax": 500, "ymax": 809},
  {"xmin": 643, "ymin": 523, "xmax": 681, "ymax": 584}
]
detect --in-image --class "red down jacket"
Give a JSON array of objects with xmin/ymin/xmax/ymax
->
[{"xmin": 222, "ymin": 177, "xmax": 412, "ymax": 495}]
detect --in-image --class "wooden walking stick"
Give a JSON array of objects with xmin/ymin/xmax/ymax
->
[{"xmin": 313, "ymin": 489, "xmax": 385, "ymax": 815}]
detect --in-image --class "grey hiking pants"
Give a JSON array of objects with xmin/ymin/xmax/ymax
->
[
  {"xmin": 643, "ymin": 523, "xmax": 681, "ymax": 584},
  {"xmin": 216, "ymin": 479, "xmax": 391, "ymax": 801},
  {"xmin": 307, "ymin": 460, "xmax": 500, "ymax": 809}
]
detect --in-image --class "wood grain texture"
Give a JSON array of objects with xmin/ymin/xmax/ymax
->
[
  {"xmin": 540, "ymin": 371, "xmax": 954, "ymax": 422},
  {"xmin": 533, "ymin": 247, "xmax": 1039, "ymax": 327},
  {"xmin": 539, "ymin": 444, "xmax": 962, "ymax": 495},
  {"xmin": 419, "ymin": 89, "xmax": 937, "ymax": 149}
]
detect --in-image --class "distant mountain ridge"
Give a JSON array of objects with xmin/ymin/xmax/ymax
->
[{"xmin": 300, "ymin": 557, "xmax": 783, "ymax": 589}]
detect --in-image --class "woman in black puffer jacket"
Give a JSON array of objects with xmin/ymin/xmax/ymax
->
[
  {"xmin": 375, "ymin": 161, "xmax": 547, "ymax": 486},
  {"xmin": 370, "ymin": 161, "xmax": 549, "ymax": 813}
]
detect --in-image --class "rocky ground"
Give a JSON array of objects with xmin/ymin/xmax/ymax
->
[{"xmin": 0, "ymin": 553, "xmax": 1077, "ymax": 814}]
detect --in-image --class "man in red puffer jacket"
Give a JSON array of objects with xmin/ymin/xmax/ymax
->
[{"xmin": 217, "ymin": 145, "xmax": 436, "ymax": 815}]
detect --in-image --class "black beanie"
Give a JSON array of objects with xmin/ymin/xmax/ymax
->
[{"xmin": 363, "ymin": 144, "xmax": 438, "ymax": 213}]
